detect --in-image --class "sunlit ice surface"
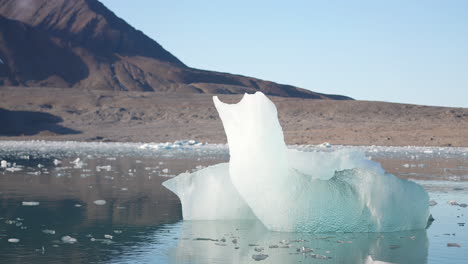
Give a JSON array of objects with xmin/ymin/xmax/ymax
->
[
  {"xmin": 165, "ymin": 93, "xmax": 431, "ymax": 232},
  {"xmin": 0, "ymin": 141, "xmax": 467, "ymax": 263}
]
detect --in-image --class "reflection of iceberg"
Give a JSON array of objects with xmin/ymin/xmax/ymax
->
[
  {"xmin": 163, "ymin": 92, "xmax": 430, "ymax": 232},
  {"xmin": 168, "ymin": 220, "xmax": 428, "ymax": 264}
]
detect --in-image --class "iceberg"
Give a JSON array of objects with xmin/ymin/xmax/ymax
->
[{"xmin": 163, "ymin": 92, "xmax": 430, "ymax": 232}]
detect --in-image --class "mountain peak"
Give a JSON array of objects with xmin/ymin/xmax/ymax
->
[
  {"xmin": 0, "ymin": 0, "xmax": 351, "ymax": 99},
  {"xmin": 0, "ymin": 0, "xmax": 184, "ymax": 65}
]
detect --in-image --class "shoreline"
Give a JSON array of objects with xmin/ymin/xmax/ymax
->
[{"xmin": 1, "ymin": 87, "xmax": 467, "ymax": 147}]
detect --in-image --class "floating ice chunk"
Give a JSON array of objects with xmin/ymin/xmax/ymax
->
[
  {"xmin": 8, "ymin": 238, "xmax": 20, "ymax": 243},
  {"xmin": 252, "ymin": 253, "xmax": 268, "ymax": 261},
  {"xmin": 447, "ymin": 243, "xmax": 461, "ymax": 247},
  {"xmin": 6, "ymin": 167, "xmax": 22, "ymax": 172},
  {"xmin": 104, "ymin": 234, "xmax": 113, "ymax": 239},
  {"xmin": 162, "ymin": 168, "xmax": 169, "ymax": 173},
  {"xmin": 71, "ymin": 158, "xmax": 83, "ymax": 168},
  {"xmin": 318, "ymin": 142, "xmax": 332, "ymax": 148},
  {"xmin": 1, "ymin": 160, "xmax": 7, "ymax": 168},
  {"xmin": 96, "ymin": 165, "xmax": 111, "ymax": 172},
  {"xmin": 22, "ymin": 201, "xmax": 40, "ymax": 206},
  {"xmin": 42, "ymin": 229, "xmax": 56, "ymax": 235},
  {"xmin": 53, "ymin": 159, "xmax": 62, "ymax": 165},
  {"xmin": 74, "ymin": 204, "xmax": 82, "ymax": 207},
  {"xmin": 93, "ymin": 200, "xmax": 106, "ymax": 205},
  {"xmin": 61, "ymin": 236, "xmax": 77, "ymax": 244},
  {"xmin": 365, "ymin": 256, "xmax": 396, "ymax": 264},
  {"xmin": 162, "ymin": 163, "xmax": 256, "ymax": 220}
]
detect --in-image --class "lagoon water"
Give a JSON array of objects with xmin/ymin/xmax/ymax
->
[{"xmin": 0, "ymin": 141, "xmax": 467, "ymax": 263}]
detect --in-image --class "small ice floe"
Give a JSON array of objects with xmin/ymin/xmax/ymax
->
[
  {"xmin": 337, "ymin": 240, "xmax": 353, "ymax": 243},
  {"xmin": 135, "ymin": 160, "xmax": 142, "ymax": 163},
  {"xmin": 104, "ymin": 234, "xmax": 113, "ymax": 239},
  {"xmin": 53, "ymin": 159, "xmax": 62, "ymax": 165},
  {"xmin": 297, "ymin": 246, "xmax": 313, "ymax": 253},
  {"xmin": 254, "ymin": 247, "xmax": 264, "ymax": 252},
  {"xmin": 96, "ymin": 165, "xmax": 111, "ymax": 172},
  {"xmin": 93, "ymin": 200, "xmax": 106, "ymax": 205},
  {"xmin": 318, "ymin": 142, "xmax": 332, "ymax": 148},
  {"xmin": 194, "ymin": 237, "xmax": 218, "ymax": 241},
  {"xmin": 1, "ymin": 160, "xmax": 8, "ymax": 168},
  {"xmin": 6, "ymin": 167, "xmax": 22, "ymax": 172},
  {"xmin": 429, "ymin": 200, "xmax": 438, "ymax": 206},
  {"xmin": 22, "ymin": 201, "xmax": 40, "ymax": 206},
  {"xmin": 162, "ymin": 168, "xmax": 169, "ymax": 173},
  {"xmin": 37, "ymin": 164, "xmax": 44, "ymax": 168},
  {"xmin": 71, "ymin": 158, "xmax": 83, "ymax": 169},
  {"xmin": 121, "ymin": 187, "xmax": 128, "ymax": 191},
  {"xmin": 252, "ymin": 253, "xmax": 268, "ymax": 261},
  {"xmin": 42, "ymin": 229, "xmax": 56, "ymax": 235},
  {"xmin": 106, "ymin": 157, "xmax": 117, "ymax": 161},
  {"xmin": 311, "ymin": 254, "xmax": 330, "ymax": 259},
  {"xmin": 61, "ymin": 236, "xmax": 77, "ymax": 244},
  {"xmin": 447, "ymin": 243, "xmax": 461, "ymax": 248},
  {"xmin": 74, "ymin": 204, "xmax": 82, "ymax": 207},
  {"xmin": 8, "ymin": 238, "xmax": 20, "ymax": 243},
  {"xmin": 365, "ymin": 256, "xmax": 396, "ymax": 264},
  {"xmin": 113, "ymin": 230, "xmax": 123, "ymax": 234}
]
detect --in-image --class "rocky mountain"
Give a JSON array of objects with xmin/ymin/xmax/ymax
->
[{"xmin": 0, "ymin": 0, "xmax": 351, "ymax": 99}]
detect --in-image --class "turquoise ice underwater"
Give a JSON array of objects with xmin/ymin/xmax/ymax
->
[{"xmin": 163, "ymin": 92, "xmax": 431, "ymax": 232}]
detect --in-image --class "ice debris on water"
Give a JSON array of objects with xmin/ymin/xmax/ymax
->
[
  {"xmin": 22, "ymin": 201, "xmax": 40, "ymax": 206},
  {"xmin": 71, "ymin": 158, "xmax": 83, "ymax": 168},
  {"xmin": 96, "ymin": 165, "xmax": 111, "ymax": 172},
  {"xmin": 104, "ymin": 234, "xmax": 113, "ymax": 239},
  {"xmin": 365, "ymin": 256, "xmax": 395, "ymax": 264},
  {"xmin": 6, "ymin": 167, "xmax": 22, "ymax": 172},
  {"xmin": 447, "ymin": 243, "xmax": 461, "ymax": 248},
  {"xmin": 53, "ymin": 159, "xmax": 62, "ymax": 165},
  {"xmin": 93, "ymin": 200, "xmax": 106, "ymax": 205},
  {"xmin": 139, "ymin": 140, "xmax": 204, "ymax": 150},
  {"xmin": 252, "ymin": 253, "xmax": 269, "ymax": 261},
  {"xmin": 42, "ymin": 229, "xmax": 56, "ymax": 235},
  {"xmin": 1, "ymin": 160, "xmax": 7, "ymax": 168},
  {"xmin": 8, "ymin": 238, "xmax": 20, "ymax": 243},
  {"xmin": 61, "ymin": 236, "xmax": 77, "ymax": 244}
]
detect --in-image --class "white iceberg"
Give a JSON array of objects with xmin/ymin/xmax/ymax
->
[
  {"xmin": 163, "ymin": 163, "xmax": 256, "ymax": 220},
  {"xmin": 163, "ymin": 92, "xmax": 430, "ymax": 232}
]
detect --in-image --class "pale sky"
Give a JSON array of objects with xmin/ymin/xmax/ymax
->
[{"xmin": 101, "ymin": 0, "xmax": 468, "ymax": 107}]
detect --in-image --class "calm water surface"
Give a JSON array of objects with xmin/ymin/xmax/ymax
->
[{"xmin": 0, "ymin": 141, "xmax": 467, "ymax": 264}]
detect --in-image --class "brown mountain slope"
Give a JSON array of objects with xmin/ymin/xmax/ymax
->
[{"xmin": 0, "ymin": 0, "xmax": 351, "ymax": 99}]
